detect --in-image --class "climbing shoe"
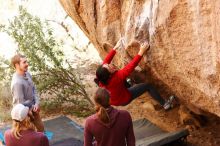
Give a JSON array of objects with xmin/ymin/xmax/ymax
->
[{"xmin": 163, "ymin": 95, "xmax": 175, "ymax": 110}]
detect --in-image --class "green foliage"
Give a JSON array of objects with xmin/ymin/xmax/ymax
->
[
  {"xmin": 0, "ymin": 85, "xmax": 12, "ymax": 122},
  {"xmin": 5, "ymin": 6, "xmax": 64, "ymax": 72},
  {"xmin": 0, "ymin": 56, "xmax": 12, "ymax": 86},
  {"xmin": 0, "ymin": 56, "xmax": 13, "ymax": 122},
  {"xmin": 1, "ymin": 6, "xmax": 93, "ymax": 116}
]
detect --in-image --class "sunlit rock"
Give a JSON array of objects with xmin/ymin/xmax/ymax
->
[{"xmin": 59, "ymin": 0, "xmax": 220, "ymax": 117}]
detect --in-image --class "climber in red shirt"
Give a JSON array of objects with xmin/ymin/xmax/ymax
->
[{"xmin": 94, "ymin": 38, "xmax": 174, "ymax": 110}]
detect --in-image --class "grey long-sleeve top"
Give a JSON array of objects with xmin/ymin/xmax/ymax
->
[{"xmin": 11, "ymin": 72, "xmax": 39, "ymax": 108}]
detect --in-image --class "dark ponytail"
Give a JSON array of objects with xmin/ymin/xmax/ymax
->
[
  {"xmin": 94, "ymin": 88, "xmax": 110, "ymax": 124},
  {"xmin": 94, "ymin": 78, "xmax": 99, "ymax": 86},
  {"xmin": 95, "ymin": 65, "xmax": 111, "ymax": 85}
]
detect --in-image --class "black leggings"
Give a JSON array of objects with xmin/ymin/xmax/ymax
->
[{"xmin": 127, "ymin": 83, "xmax": 165, "ymax": 106}]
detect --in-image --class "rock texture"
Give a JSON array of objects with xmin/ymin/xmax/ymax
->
[{"xmin": 59, "ymin": 0, "xmax": 220, "ymax": 117}]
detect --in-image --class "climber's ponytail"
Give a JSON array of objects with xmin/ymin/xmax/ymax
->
[
  {"xmin": 95, "ymin": 65, "xmax": 111, "ymax": 85},
  {"xmin": 94, "ymin": 88, "xmax": 110, "ymax": 124}
]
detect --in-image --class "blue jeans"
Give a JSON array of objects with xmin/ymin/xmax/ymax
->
[{"xmin": 127, "ymin": 83, "xmax": 165, "ymax": 106}]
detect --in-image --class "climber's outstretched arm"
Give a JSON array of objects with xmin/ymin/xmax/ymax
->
[
  {"xmin": 118, "ymin": 42, "xmax": 149, "ymax": 79},
  {"xmin": 103, "ymin": 38, "xmax": 125, "ymax": 64}
]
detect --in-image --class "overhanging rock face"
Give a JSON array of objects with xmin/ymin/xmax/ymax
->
[{"xmin": 59, "ymin": 0, "xmax": 220, "ymax": 117}]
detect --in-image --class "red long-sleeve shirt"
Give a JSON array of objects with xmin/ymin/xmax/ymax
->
[
  {"xmin": 84, "ymin": 106, "xmax": 135, "ymax": 146},
  {"xmin": 99, "ymin": 49, "xmax": 142, "ymax": 106}
]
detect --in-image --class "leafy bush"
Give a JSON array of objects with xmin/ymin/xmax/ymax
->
[
  {"xmin": 0, "ymin": 6, "xmax": 94, "ymax": 118},
  {"xmin": 0, "ymin": 86, "xmax": 12, "ymax": 122}
]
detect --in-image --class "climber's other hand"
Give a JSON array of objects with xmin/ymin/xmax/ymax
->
[
  {"xmin": 138, "ymin": 42, "xmax": 150, "ymax": 56},
  {"xmin": 113, "ymin": 37, "xmax": 125, "ymax": 50}
]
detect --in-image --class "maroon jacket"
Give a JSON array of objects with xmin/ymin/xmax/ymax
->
[
  {"xmin": 100, "ymin": 49, "xmax": 142, "ymax": 106},
  {"xmin": 4, "ymin": 129, "xmax": 49, "ymax": 146},
  {"xmin": 84, "ymin": 106, "xmax": 135, "ymax": 146}
]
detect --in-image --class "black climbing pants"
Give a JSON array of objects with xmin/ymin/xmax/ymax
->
[{"xmin": 127, "ymin": 83, "xmax": 165, "ymax": 106}]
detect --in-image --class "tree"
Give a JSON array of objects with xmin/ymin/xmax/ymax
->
[
  {"xmin": 0, "ymin": 56, "xmax": 12, "ymax": 87},
  {"xmin": 0, "ymin": 6, "xmax": 93, "ymax": 112}
]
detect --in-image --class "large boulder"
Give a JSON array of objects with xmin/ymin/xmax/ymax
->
[{"xmin": 59, "ymin": 0, "xmax": 220, "ymax": 117}]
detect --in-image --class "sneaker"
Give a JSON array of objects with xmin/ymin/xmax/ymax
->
[
  {"xmin": 168, "ymin": 95, "xmax": 175, "ymax": 103},
  {"xmin": 163, "ymin": 95, "xmax": 175, "ymax": 110}
]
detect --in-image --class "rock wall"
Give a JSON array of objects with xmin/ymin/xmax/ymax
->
[{"xmin": 59, "ymin": 0, "xmax": 220, "ymax": 117}]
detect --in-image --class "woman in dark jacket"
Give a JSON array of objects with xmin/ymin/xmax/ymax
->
[
  {"xmin": 4, "ymin": 104, "xmax": 49, "ymax": 146},
  {"xmin": 84, "ymin": 88, "xmax": 135, "ymax": 146}
]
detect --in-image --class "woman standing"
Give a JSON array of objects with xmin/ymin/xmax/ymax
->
[{"xmin": 84, "ymin": 88, "xmax": 135, "ymax": 146}]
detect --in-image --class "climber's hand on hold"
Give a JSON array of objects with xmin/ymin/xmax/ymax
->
[
  {"xmin": 113, "ymin": 37, "xmax": 125, "ymax": 50},
  {"xmin": 138, "ymin": 42, "xmax": 150, "ymax": 56}
]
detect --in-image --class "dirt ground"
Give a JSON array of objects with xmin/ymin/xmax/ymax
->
[
  {"xmin": 65, "ymin": 93, "xmax": 220, "ymax": 146},
  {"xmin": 120, "ymin": 95, "xmax": 220, "ymax": 146}
]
